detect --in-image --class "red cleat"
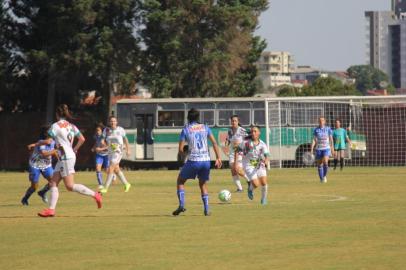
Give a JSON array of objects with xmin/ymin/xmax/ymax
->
[
  {"xmin": 94, "ymin": 192, "xmax": 102, "ymax": 209},
  {"xmin": 38, "ymin": 208, "xmax": 55, "ymax": 217}
]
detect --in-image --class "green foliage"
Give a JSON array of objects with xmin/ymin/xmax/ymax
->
[
  {"xmin": 140, "ymin": 0, "xmax": 268, "ymax": 97},
  {"xmin": 347, "ymin": 65, "xmax": 393, "ymax": 94},
  {"xmin": 277, "ymin": 77, "xmax": 361, "ymax": 97}
]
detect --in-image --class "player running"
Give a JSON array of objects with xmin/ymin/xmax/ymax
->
[
  {"xmin": 172, "ymin": 108, "xmax": 222, "ymax": 216},
  {"xmin": 91, "ymin": 124, "xmax": 112, "ymax": 190},
  {"xmin": 38, "ymin": 104, "xmax": 102, "ymax": 217},
  {"xmin": 21, "ymin": 126, "xmax": 57, "ymax": 205},
  {"xmin": 100, "ymin": 116, "xmax": 131, "ymax": 194},
  {"xmin": 332, "ymin": 119, "xmax": 351, "ymax": 170},
  {"xmin": 311, "ymin": 117, "xmax": 334, "ymax": 183},
  {"xmin": 235, "ymin": 126, "xmax": 270, "ymax": 205},
  {"xmin": 226, "ymin": 115, "xmax": 248, "ymax": 192}
]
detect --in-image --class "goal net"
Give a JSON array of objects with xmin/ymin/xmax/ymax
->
[{"xmin": 265, "ymin": 96, "xmax": 406, "ymax": 168}]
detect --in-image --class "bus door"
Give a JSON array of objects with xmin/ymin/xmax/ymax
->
[{"xmin": 135, "ymin": 114, "xmax": 154, "ymax": 160}]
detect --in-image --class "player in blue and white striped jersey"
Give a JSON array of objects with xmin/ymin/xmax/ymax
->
[
  {"xmin": 21, "ymin": 126, "xmax": 57, "ymax": 205},
  {"xmin": 173, "ymin": 108, "xmax": 222, "ymax": 216},
  {"xmin": 311, "ymin": 117, "xmax": 335, "ymax": 183}
]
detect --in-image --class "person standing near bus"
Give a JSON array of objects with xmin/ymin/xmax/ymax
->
[
  {"xmin": 332, "ymin": 119, "xmax": 351, "ymax": 170},
  {"xmin": 100, "ymin": 116, "xmax": 131, "ymax": 194},
  {"xmin": 38, "ymin": 104, "xmax": 102, "ymax": 217},
  {"xmin": 311, "ymin": 117, "xmax": 334, "ymax": 183},
  {"xmin": 226, "ymin": 115, "xmax": 248, "ymax": 192},
  {"xmin": 172, "ymin": 108, "xmax": 222, "ymax": 216}
]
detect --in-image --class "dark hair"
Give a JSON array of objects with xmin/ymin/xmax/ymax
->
[
  {"xmin": 187, "ymin": 108, "xmax": 200, "ymax": 123},
  {"xmin": 230, "ymin": 114, "xmax": 242, "ymax": 127},
  {"xmin": 56, "ymin": 104, "xmax": 73, "ymax": 120},
  {"xmin": 95, "ymin": 123, "xmax": 105, "ymax": 131},
  {"xmin": 39, "ymin": 125, "xmax": 50, "ymax": 140}
]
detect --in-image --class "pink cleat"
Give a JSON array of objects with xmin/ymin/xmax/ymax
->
[
  {"xmin": 94, "ymin": 192, "xmax": 102, "ymax": 209},
  {"xmin": 38, "ymin": 208, "xmax": 55, "ymax": 217}
]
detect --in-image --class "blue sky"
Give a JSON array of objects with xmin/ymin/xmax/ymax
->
[{"xmin": 256, "ymin": 0, "xmax": 390, "ymax": 71}]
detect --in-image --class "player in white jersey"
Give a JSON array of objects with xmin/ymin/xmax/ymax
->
[
  {"xmin": 38, "ymin": 104, "xmax": 102, "ymax": 217},
  {"xmin": 235, "ymin": 126, "xmax": 270, "ymax": 205},
  {"xmin": 311, "ymin": 117, "xmax": 334, "ymax": 183},
  {"xmin": 100, "ymin": 116, "xmax": 131, "ymax": 194},
  {"xmin": 226, "ymin": 115, "xmax": 249, "ymax": 192}
]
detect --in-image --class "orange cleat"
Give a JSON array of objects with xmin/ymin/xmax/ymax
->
[
  {"xmin": 94, "ymin": 192, "xmax": 102, "ymax": 209},
  {"xmin": 38, "ymin": 208, "xmax": 55, "ymax": 217}
]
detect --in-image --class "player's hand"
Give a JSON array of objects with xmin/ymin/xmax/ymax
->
[
  {"xmin": 27, "ymin": 144, "xmax": 35, "ymax": 150},
  {"xmin": 215, "ymin": 158, "xmax": 222, "ymax": 169}
]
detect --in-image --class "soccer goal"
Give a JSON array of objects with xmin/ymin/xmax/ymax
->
[{"xmin": 265, "ymin": 96, "xmax": 406, "ymax": 168}]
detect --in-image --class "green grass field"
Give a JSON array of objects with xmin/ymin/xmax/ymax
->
[{"xmin": 1, "ymin": 167, "xmax": 406, "ymax": 270}]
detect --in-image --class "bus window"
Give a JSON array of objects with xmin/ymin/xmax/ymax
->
[
  {"xmin": 186, "ymin": 103, "xmax": 215, "ymax": 126},
  {"xmin": 269, "ymin": 109, "xmax": 287, "ymax": 126},
  {"xmin": 117, "ymin": 104, "xmax": 132, "ymax": 128},
  {"xmin": 217, "ymin": 102, "xmax": 251, "ymax": 126},
  {"xmin": 157, "ymin": 103, "xmax": 185, "ymax": 127},
  {"xmin": 291, "ymin": 108, "xmax": 322, "ymax": 126},
  {"xmin": 253, "ymin": 110, "xmax": 265, "ymax": 126},
  {"xmin": 200, "ymin": 111, "xmax": 215, "ymax": 126}
]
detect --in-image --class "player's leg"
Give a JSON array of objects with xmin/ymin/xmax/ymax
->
[
  {"xmin": 230, "ymin": 162, "xmax": 243, "ymax": 192},
  {"xmin": 22, "ymin": 167, "xmax": 40, "ymax": 205},
  {"xmin": 95, "ymin": 154, "xmax": 104, "ymax": 189},
  {"xmin": 37, "ymin": 167, "xmax": 53, "ymax": 204},
  {"xmin": 115, "ymin": 165, "xmax": 131, "ymax": 192},
  {"xmin": 333, "ymin": 149, "xmax": 338, "ymax": 170},
  {"xmin": 339, "ymin": 150, "xmax": 345, "ymax": 170},
  {"xmin": 198, "ymin": 161, "xmax": 211, "ymax": 216},
  {"xmin": 38, "ymin": 170, "xmax": 62, "ymax": 217},
  {"xmin": 315, "ymin": 150, "xmax": 324, "ymax": 182},
  {"xmin": 258, "ymin": 169, "xmax": 268, "ymax": 205},
  {"xmin": 173, "ymin": 161, "xmax": 195, "ymax": 216},
  {"xmin": 322, "ymin": 151, "xmax": 330, "ymax": 182},
  {"xmin": 248, "ymin": 177, "xmax": 260, "ymax": 200}
]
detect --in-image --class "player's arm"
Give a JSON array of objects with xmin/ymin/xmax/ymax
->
[
  {"xmin": 208, "ymin": 133, "xmax": 222, "ymax": 169},
  {"xmin": 40, "ymin": 149, "xmax": 59, "ymax": 159},
  {"xmin": 311, "ymin": 136, "xmax": 317, "ymax": 154},
  {"xmin": 345, "ymin": 130, "xmax": 351, "ymax": 146},
  {"xmin": 73, "ymin": 133, "xmax": 85, "ymax": 154},
  {"xmin": 124, "ymin": 136, "xmax": 130, "ymax": 156},
  {"xmin": 329, "ymin": 135, "xmax": 335, "ymax": 155},
  {"xmin": 33, "ymin": 138, "xmax": 53, "ymax": 148}
]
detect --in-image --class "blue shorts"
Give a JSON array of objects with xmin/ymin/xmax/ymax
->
[
  {"xmin": 315, "ymin": 149, "xmax": 331, "ymax": 160},
  {"xmin": 29, "ymin": 166, "xmax": 53, "ymax": 183},
  {"xmin": 179, "ymin": 161, "xmax": 211, "ymax": 181},
  {"xmin": 95, "ymin": 154, "xmax": 109, "ymax": 168}
]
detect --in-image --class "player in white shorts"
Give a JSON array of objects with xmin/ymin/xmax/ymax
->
[
  {"xmin": 38, "ymin": 104, "xmax": 102, "ymax": 217},
  {"xmin": 226, "ymin": 115, "xmax": 248, "ymax": 192},
  {"xmin": 235, "ymin": 126, "xmax": 270, "ymax": 205},
  {"xmin": 100, "ymin": 116, "xmax": 131, "ymax": 194}
]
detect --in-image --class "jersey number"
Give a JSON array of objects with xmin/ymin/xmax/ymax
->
[{"xmin": 194, "ymin": 133, "xmax": 203, "ymax": 149}]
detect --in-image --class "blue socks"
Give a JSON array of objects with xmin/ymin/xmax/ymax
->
[
  {"xmin": 318, "ymin": 166, "xmax": 324, "ymax": 180},
  {"xmin": 323, "ymin": 164, "xmax": 328, "ymax": 177},
  {"xmin": 96, "ymin": 171, "xmax": 103, "ymax": 185},
  {"xmin": 177, "ymin": 189, "xmax": 185, "ymax": 208},
  {"xmin": 201, "ymin": 194, "xmax": 209, "ymax": 213}
]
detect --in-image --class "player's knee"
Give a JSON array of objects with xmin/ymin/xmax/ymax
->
[{"xmin": 65, "ymin": 183, "xmax": 74, "ymax": 191}]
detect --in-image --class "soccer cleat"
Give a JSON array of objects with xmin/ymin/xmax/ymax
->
[
  {"xmin": 38, "ymin": 208, "xmax": 55, "ymax": 217},
  {"xmin": 98, "ymin": 185, "xmax": 104, "ymax": 190},
  {"xmin": 247, "ymin": 189, "xmax": 254, "ymax": 200},
  {"xmin": 204, "ymin": 210, "xmax": 211, "ymax": 216},
  {"xmin": 100, "ymin": 188, "xmax": 108, "ymax": 194},
  {"xmin": 261, "ymin": 198, "xmax": 268, "ymax": 205},
  {"xmin": 172, "ymin": 206, "xmax": 186, "ymax": 216},
  {"xmin": 321, "ymin": 176, "xmax": 327, "ymax": 183},
  {"xmin": 94, "ymin": 192, "xmax": 102, "ymax": 209},
  {"xmin": 37, "ymin": 191, "xmax": 48, "ymax": 204},
  {"xmin": 21, "ymin": 197, "xmax": 29, "ymax": 206},
  {"xmin": 124, "ymin": 183, "xmax": 131, "ymax": 192},
  {"xmin": 236, "ymin": 189, "xmax": 243, "ymax": 193}
]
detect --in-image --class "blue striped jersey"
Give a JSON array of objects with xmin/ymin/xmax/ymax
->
[{"xmin": 179, "ymin": 122, "xmax": 212, "ymax": 162}]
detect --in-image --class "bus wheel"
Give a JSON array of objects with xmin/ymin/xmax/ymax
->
[{"xmin": 296, "ymin": 147, "xmax": 314, "ymax": 166}]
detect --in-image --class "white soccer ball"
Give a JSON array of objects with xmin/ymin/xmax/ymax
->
[{"xmin": 218, "ymin": 189, "xmax": 232, "ymax": 202}]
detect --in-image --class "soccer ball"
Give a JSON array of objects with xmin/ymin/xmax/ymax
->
[{"xmin": 218, "ymin": 189, "xmax": 231, "ymax": 202}]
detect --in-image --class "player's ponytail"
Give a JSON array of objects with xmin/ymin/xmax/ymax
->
[{"xmin": 56, "ymin": 104, "xmax": 73, "ymax": 120}]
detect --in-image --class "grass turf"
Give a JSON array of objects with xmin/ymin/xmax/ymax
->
[{"xmin": 0, "ymin": 167, "xmax": 405, "ymax": 270}]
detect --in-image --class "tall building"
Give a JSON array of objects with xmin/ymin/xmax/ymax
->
[
  {"xmin": 256, "ymin": 51, "xmax": 294, "ymax": 88},
  {"xmin": 389, "ymin": 21, "xmax": 406, "ymax": 88},
  {"xmin": 365, "ymin": 11, "xmax": 397, "ymax": 79}
]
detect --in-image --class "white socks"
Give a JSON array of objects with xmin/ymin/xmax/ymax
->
[
  {"xmin": 261, "ymin": 184, "xmax": 268, "ymax": 201},
  {"xmin": 73, "ymin": 184, "xmax": 96, "ymax": 197},
  {"xmin": 105, "ymin": 173, "xmax": 115, "ymax": 189},
  {"xmin": 117, "ymin": 171, "xmax": 129, "ymax": 185},
  {"xmin": 49, "ymin": 186, "xmax": 59, "ymax": 210},
  {"xmin": 232, "ymin": 175, "xmax": 243, "ymax": 190}
]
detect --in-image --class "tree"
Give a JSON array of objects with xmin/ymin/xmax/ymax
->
[
  {"xmin": 7, "ymin": 0, "xmax": 141, "ymax": 119},
  {"xmin": 140, "ymin": 0, "xmax": 268, "ymax": 97},
  {"xmin": 347, "ymin": 65, "xmax": 393, "ymax": 94},
  {"xmin": 277, "ymin": 77, "xmax": 361, "ymax": 97}
]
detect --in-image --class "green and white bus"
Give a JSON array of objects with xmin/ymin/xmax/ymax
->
[{"xmin": 113, "ymin": 96, "xmax": 369, "ymax": 167}]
